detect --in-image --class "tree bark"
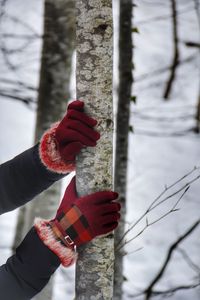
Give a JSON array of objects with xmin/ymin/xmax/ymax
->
[
  {"xmin": 75, "ymin": 0, "xmax": 114, "ymax": 299},
  {"xmin": 114, "ymin": 0, "xmax": 133, "ymax": 299},
  {"xmin": 13, "ymin": 0, "xmax": 76, "ymax": 299}
]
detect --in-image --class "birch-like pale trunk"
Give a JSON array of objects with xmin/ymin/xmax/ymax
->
[
  {"xmin": 114, "ymin": 0, "xmax": 133, "ymax": 299},
  {"xmin": 75, "ymin": 1, "xmax": 114, "ymax": 299},
  {"xmin": 13, "ymin": 1, "xmax": 75, "ymax": 299}
]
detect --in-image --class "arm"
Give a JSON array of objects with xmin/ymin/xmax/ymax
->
[
  {"xmin": 0, "ymin": 177, "xmax": 120, "ymax": 300},
  {"xmin": 0, "ymin": 144, "xmax": 64, "ymax": 214},
  {"xmin": 0, "ymin": 227, "xmax": 61, "ymax": 300},
  {"xmin": 0, "ymin": 100, "xmax": 100, "ymax": 215}
]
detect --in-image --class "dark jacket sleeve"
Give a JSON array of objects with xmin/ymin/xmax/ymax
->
[
  {"xmin": 0, "ymin": 227, "xmax": 60, "ymax": 300},
  {"xmin": 0, "ymin": 144, "xmax": 64, "ymax": 214}
]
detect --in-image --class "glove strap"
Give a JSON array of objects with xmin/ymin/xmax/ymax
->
[{"xmin": 50, "ymin": 205, "xmax": 93, "ymax": 248}]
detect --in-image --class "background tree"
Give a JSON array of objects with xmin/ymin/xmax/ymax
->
[
  {"xmin": 13, "ymin": 0, "xmax": 76, "ymax": 299},
  {"xmin": 114, "ymin": 0, "xmax": 133, "ymax": 299},
  {"xmin": 75, "ymin": 0, "xmax": 114, "ymax": 299},
  {"xmin": 193, "ymin": 0, "xmax": 200, "ymax": 132}
]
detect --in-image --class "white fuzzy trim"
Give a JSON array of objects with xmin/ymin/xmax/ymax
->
[
  {"xmin": 39, "ymin": 122, "xmax": 75, "ymax": 174},
  {"xmin": 34, "ymin": 218, "xmax": 77, "ymax": 267}
]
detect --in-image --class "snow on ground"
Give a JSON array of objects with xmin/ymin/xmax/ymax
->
[{"xmin": 0, "ymin": 0, "xmax": 200, "ymax": 299}]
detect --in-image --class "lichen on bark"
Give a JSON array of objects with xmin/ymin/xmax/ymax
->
[{"xmin": 75, "ymin": 0, "xmax": 114, "ymax": 299}]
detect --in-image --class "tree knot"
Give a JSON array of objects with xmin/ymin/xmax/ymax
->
[{"xmin": 94, "ymin": 24, "xmax": 108, "ymax": 34}]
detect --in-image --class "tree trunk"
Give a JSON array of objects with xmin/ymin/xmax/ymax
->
[
  {"xmin": 114, "ymin": 0, "xmax": 133, "ymax": 299},
  {"xmin": 75, "ymin": 0, "xmax": 114, "ymax": 299},
  {"xmin": 194, "ymin": 0, "xmax": 200, "ymax": 133},
  {"xmin": 13, "ymin": 0, "xmax": 76, "ymax": 299}
]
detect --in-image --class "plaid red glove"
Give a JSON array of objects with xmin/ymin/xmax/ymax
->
[
  {"xmin": 39, "ymin": 100, "xmax": 100, "ymax": 173},
  {"xmin": 49, "ymin": 177, "xmax": 121, "ymax": 248}
]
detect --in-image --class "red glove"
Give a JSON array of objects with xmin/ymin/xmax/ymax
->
[
  {"xmin": 55, "ymin": 100, "xmax": 100, "ymax": 162},
  {"xmin": 49, "ymin": 177, "xmax": 120, "ymax": 248},
  {"xmin": 39, "ymin": 100, "xmax": 100, "ymax": 174}
]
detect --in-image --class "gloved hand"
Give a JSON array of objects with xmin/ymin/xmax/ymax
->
[
  {"xmin": 55, "ymin": 100, "xmax": 100, "ymax": 162},
  {"xmin": 49, "ymin": 177, "xmax": 121, "ymax": 248},
  {"xmin": 39, "ymin": 100, "xmax": 100, "ymax": 174}
]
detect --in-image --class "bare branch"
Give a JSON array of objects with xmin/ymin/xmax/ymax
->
[
  {"xmin": 0, "ymin": 77, "xmax": 37, "ymax": 91},
  {"xmin": 133, "ymin": 128, "xmax": 198, "ymax": 137},
  {"xmin": 122, "ymin": 247, "xmax": 143, "ymax": 258},
  {"xmin": 3, "ymin": 13, "xmax": 41, "ymax": 36},
  {"xmin": 132, "ymin": 110, "xmax": 195, "ymax": 122},
  {"xmin": 144, "ymin": 220, "xmax": 200, "ymax": 299},
  {"xmin": 162, "ymin": 0, "xmax": 179, "ymax": 99},
  {"xmin": 0, "ymin": 90, "xmax": 36, "ymax": 105},
  {"xmin": 177, "ymin": 248, "xmax": 200, "ymax": 274},
  {"xmin": 117, "ymin": 186, "xmax": 189, "ymax": 250},
  {"xmin": 185, "ymin": 41, "xmax": 200, "ymax": 48},
  {"xmin": 117, "ymin": 167, "xmax": 200, "ymax": 248},
  {"xmin": 150, "ymin": 284, "xmax": 200, "ymax": 298},
  {"xmin": 129, "ymin": 283, "xmax": 200, "ymax": 299},
  {"xmin": 135, "ymin": 53, "xmax": 197, "ymax": 83},
  {"xmin": 136, "ymin": 4, "xmax": 196, "ymax": 26},
  {"xmin": 1, "ymin": 33, "xmax": 41, "ymax": 40}
]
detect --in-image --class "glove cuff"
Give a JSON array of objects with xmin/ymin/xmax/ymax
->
[
  {"xmin": 34, "ymin": 217, "xmax": 77, "ymax": 267},
  {"xmin": 39, "ymin": 122, "xmax": 75, "ymax": 174}
]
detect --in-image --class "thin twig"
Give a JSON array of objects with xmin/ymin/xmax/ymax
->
[
  {"xmin": 148, "ymin": 283, "xmax": 200, "ymax": 298},
  {"xmin": 132, "ymin": 111, "xmax": 195, "ymax": 122},
  {"xmin": 127, "ymin": 283, "xmax": 200, "ymax": 299},
  {"xmin": 0, "ymin": 90, "xmax": 36, "ymax": 105},
  {"xmin": 136, "ymin": 5, "xmax": 196, "ymax": 26},
  {"xmin": 117, "ymin": 186, "xmax": 189, "ymax": 250},
  {"xmin": 177, "ymin": 248, "xmax": 200, "ymax": 274},
  {"xmin": 3, "ymin": 13, "xmax": 40, "ymax": 36},
  {"xmin": 144, "ymin": 220, "xmax": 200, "ymax": 299},
  {"xmin": 0, "ymin": 77, "xmax": 37, "ymax": 91},
  {"xmin": 117, "ymin": 167, "xmax": 200, "ymax": 248},
  {"xmin": 133, "ymin": 128, "xmax": 199, "ymax": 137},
  {"xmin": 135, "ymin": 53, "xmax": 197, "ymax": 83}
]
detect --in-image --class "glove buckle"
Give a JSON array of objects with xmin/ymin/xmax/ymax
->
[{"xmin": 64, "ymin": 235, "xmax": 74, "ymax": 247}]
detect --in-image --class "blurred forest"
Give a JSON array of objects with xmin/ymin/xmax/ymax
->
[{"xmin": 0, "ymin": 0, "xmax": 200, "ymax": 299}]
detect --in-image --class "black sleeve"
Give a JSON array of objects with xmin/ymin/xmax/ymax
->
[
  {"xmin": 0, "ymin": 227, "xmax": 60, "ymax": 300},
  {"xmin": 0, "ymin": 144, "xmax": 64, "ymax": 215}
]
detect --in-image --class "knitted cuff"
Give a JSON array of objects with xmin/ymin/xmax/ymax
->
[
  {"xmin": 39, "ymin": 122, "xmax": 75, "ymax": 174},
  {"xmin": 34, "ymin": 218, "xmax": 77, "ymax": 267}
]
